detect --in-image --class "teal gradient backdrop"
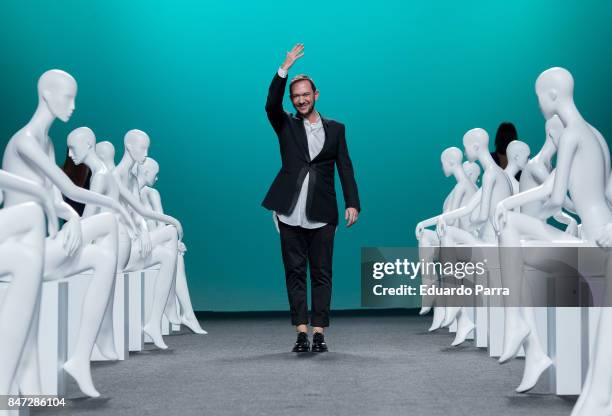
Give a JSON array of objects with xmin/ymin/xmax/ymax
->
[{"xmin": 0, "ymin": 1, "xmax": 610, "ymax": 311}]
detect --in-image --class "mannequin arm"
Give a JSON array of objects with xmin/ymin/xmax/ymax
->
[
  {"xmin": 547, "ymin": 132, "xmax": 577, "ymax": 209},
  {"xmin": 439, "ymin": 190, "xmax": 481, "ymax": 224},
  {"xmin": 474, "ymin": 171, "xmax": 495, "ymax": 224},
  {"xmin": 0, "ymin": 169, "xmax": 58, "ymax": 237},
  {"xmin": 117, "ymin": 181, "xmax": 183, "ymax": 239}
]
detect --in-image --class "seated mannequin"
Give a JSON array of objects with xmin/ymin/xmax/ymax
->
[
  {"xmin": 67, "ymin": 128, "xmax": 185, "ymax": 350},
  {"xmin": 0, "ymin": 170, "xmax": 55, "ymax": 396},
  {"xmin": 137, "ymin": 157, "xmax": 206, "ymax": 334},
  {"xmin": 494, "ymin": 67, "xmax": 612, "ymax": 394},
  {"xmin": 436, "ymin": 129, "xmax": 514, "ymax": 345},
  {"xmin": 1, "ymin": 69, "xmax": 135, "ymax": 397},
  {"xmin": 503, "ymin": 141, "xmax": 530, "ymax": 196},
  {"xmin": 98, "ymin": 134, "xmax": 181, "ymax": 349},
  {"xmin": 415, "ymin": 148, "xmax": 479, "ymax": 332}
]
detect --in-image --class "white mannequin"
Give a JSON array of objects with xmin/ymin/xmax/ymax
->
[
  {"xmin": 103, "ymin": 133, "xmax": 181, "ymax": 349},
  {"xmin": 68, "ymin": 129, "xmax": 186, "ymax": 350},
  {"xmin": 503, "ymin": 141, "xmax": 530, "ymax": 196},
  {"xmin": 415, "ymin": 148, "xmax": 478, "ymax": 332},
  {"xmin": 435, "ymin": 129, "xmax": 513, "ymax": 344},
  {"xmin": 1, "ymin": 69, "xmax": 133, "ymax": 398},
  {"xmin": 518, "ymin": 115, "xmax": 578, "ymax": 234},
  {"xmin": 0, "ymin": 170, "xmax": 56, "ymax": 396},
  {"xmin": 495, "ymin": 67, "xmax": 612, "ymax": 394},
  {"xmin": 137, "ymin": 157, "xmax": 207, "ymax": 334}
]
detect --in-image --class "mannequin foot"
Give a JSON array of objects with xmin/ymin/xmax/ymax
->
[
  {"xmin": 164, "ymin": 309, "xmax": 181, "ymax": 326},
  {"xmin": 570, "ymin": 388, "xmax": 612, "ymax": 416},
  {"xmin": 419, "ymin": 306, "xmax": 432, "ymax": 315},
  {"xmin": 63, "ymin": 359, "xmax": 100, "ymax": 398},
  {"xmin": 143, "ymin": 323, "xmax": 168, "ymax": 350},
  {"xmin": 499, "ymin": 322, "xmax": 530, "ymax": 364},
  {"xmin": 516, "ymin": 355, "xmax": 552, "ymax": 393},
  {"xmin": 181, "ymin": 315, "xmax": 207, "ymax": 334},
  {"xmin": 428, "ymin": 307, "xmax": 445, "ymax": 332},
  {"xmin": 451, "ymin": 320, "xmax": 475, "ymax": 346},
  {"xmin": 441, "ymin": 307, "xmax": 460, "ymax": 327}
]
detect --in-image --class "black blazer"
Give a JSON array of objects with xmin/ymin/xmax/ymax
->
[{"xmin": 261, "ymin": 73, "xmax": 360, "ymax": 225}]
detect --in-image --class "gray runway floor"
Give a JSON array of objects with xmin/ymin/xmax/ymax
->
[{"xmin": 34, "ymin": 313, "xmax": 576, "ymax": 416}]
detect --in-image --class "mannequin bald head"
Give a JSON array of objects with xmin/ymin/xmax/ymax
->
[
  {"xmin": 506, "ymin": 141, "xmax": 530, "ymax": 170},
  {"xmin": 463, "ymin": 161, "xmax": 481, "ymax": 184},
  {"xmin": 96, "ymin": 141, "xmax": 116, "ymax": 169},
  {"xmin": 137, "ymin": 157, "xmax": 160, "ymax": 187},
  {"xmin": 38, "ymin": 69, "xmax": 77, "ymax": 122},
  {"xmin": 124, "ymin": 129, "xmax": 150, "ymax": 164},
  {"xmin": 463, "ymin": 128, "xmax": 489, "ymax": 162},
  {"xmin": 67, "ymin": 127, "xmax": 96, "ymax": 165},
  {"xmin": 535, "ymin": 67, "xmax": 574, "ymax": 120},
  {"xmin": 441, "ymin": 147, "xmax": 463, "ymax": 177}
]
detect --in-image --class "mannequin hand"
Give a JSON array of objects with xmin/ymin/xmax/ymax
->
[
  {"xmin": 415, "ymin": 222, "xmax": 425, "ymax": 240},
  {"xmin": 63, "ymin": 217, "xmax": 82, "ymax": 256},
  {"xmin": 596, "ymin": 223, "xmax": 612, "ymax": 247},
  {"xmin": 565, "ymin": 217, "xmax": 579, "ymax": 237},
  {"xmin": 281, "ymin": 43, "xmax": 304, "ymax": 71},
  {"xmin": 436, "ymin": 217, "xmax": 447, "ymax": 238},
  {"xmin": 138, "ymin": 230, "xmax": 152, "ymax": 258},
  {"xmin": 174, "ymin": 221, "xmax": 184, "ymax": 241},
  {"xmin": 494, "ymin": 203, "xmax": 508, "ymax": 233},
  {"xmin": 42, "ymin": 196, "xmax": 59, "ymax": 238},
  {"xmin": 345, "ymin": 207, "xmax": 359, "ymax": 227},
  {"xmin": 178, "ymin": 241, "xmax": 187, "ymax": 253},
  {"xmin": 272, "ymin": 212, "xmax": 279, "ymax": 234}
]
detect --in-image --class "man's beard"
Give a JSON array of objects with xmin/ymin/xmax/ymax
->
[{"xmin": 295, "ymin": 102, "xmax": 315, "ymax": 118}]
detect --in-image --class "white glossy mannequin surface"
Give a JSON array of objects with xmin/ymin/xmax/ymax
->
[
  {"xmin": 136, "ymin": 158, "xmax": 206, "ymax": 335},
  {"xmin": 100, "ymin": 133, "xmax": 181, "ymax": 349},
  {"xmin": 1, "ymin": 69, "xmax": 132, "ymax": 398},
  {"xmin": 503, "ymin": 141, "xmax": 530, "ymax": 196},
  {"xmin": 0, "ymin": 170, "xmax": 56, "ymax": 396},
  {"xmin": 415, "ymin": 147, "xmax": 478, "ymax": 335},
  {"xmin": 495, "ymin": 67, "xmax": 612, "ymax": 396},
  {"xmin": 69, "ymin": 128, "xmax": 188, "ymax": 350}
]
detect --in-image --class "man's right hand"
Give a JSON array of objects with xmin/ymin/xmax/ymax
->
[{"xmin": 281, "ymin": 43, "xmax": 304, "ymax": 71}]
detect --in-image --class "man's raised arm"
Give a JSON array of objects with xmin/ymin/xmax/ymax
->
[{"xmin": 265, "ymin": 43, "xmax": 304, "ymax": 133}]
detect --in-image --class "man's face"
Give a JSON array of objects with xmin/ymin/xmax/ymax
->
[{"xmin": 290, "ymin": 80, "xmax": 319, "ymax": 117}]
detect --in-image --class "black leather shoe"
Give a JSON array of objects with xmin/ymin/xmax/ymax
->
[
  {"xmin": 292, "ymin": 332, "xmax": 310, "ymax": 353},
  {"xmin": 311, "ymin": 332, "xmax": 328, "ymax": 353}
]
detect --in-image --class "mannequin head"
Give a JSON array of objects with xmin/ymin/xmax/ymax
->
[
  {"xmin": 463, "ymin": 128, "xmax": 489, "ymax": 162},
  {"xmin": 38, "ymin": 69, "xmax": 77, "ymax": 122},
  {"xmin": 67, "ymin": 127, "xmax": 95, "ymax": 165},
  {"xmin": 535, "ymin": 67, "xmax": 574, "ymax": 120},
  {"xmin": 440, "ymin": 147, "xmax": 463, "ymax": 177},
  {"xmin": 545, "ymin": 114, "xmax": 564, "ymax": 148},
  {"xmin": 463, "ymin": 161, "xmax": 481, "ymax": 184},
  {"xmin": 506, "ymin": 141, "xmax": 530, "ymax": 170},
  {"xmin": 96, "ymin": 141, "xmax": 116, "ymax": 169},
  {"xmin": 124, "ymin": 130, "xmax": 150, "ymax": 164},
  {"xmin": 137, "ymin": 157, "xmax": 159, "ymax": 187}
]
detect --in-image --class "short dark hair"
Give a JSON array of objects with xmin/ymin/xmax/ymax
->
[
  {"xmin": 289, "ymin": 74, "xmax": 317, "ymax": 95},
  {"xmin": 494, "ymin": 122, "xmax": 518, "ymax": 154}
]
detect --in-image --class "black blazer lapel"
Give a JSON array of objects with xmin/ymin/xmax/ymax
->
[{"xmin": 292, "ymin": 115, "xmax": 311, "ymax": 162}]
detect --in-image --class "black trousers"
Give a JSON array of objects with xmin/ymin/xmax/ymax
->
[{"xmin": 278, "ymin": 220, "xmax": 336, "ymax": 327}]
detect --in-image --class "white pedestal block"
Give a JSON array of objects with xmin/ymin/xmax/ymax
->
[
  {"xmin": 39, "ymin": 280, "xmax": 68, "ymax": 396},
  {"xmin": 128, "ymin": 271, "xmax": 144, "ymax": 352},
  {"xmin": 547, "ymin": 306, "xmax": 584, "ymax": 395},
  {"xmin": 449, "ymin": 320, "xmax": 457, "ymax": 333},
  {"xmin": 143, "ymin": 267, "xmax": 170, "ymax": 344}
]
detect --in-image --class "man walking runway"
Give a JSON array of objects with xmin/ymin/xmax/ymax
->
[{"xmin": 262, "ymin": 44, "xmax": 361, "ymax": 352}]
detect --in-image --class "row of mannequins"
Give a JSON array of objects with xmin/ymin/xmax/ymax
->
[
  {"xmin": 0, "ymin": 69, "xmax": 206, "ymax": 399},
  {"xmin": 415, "ymin": 67, "xmax": 612, "ymax": 416}
]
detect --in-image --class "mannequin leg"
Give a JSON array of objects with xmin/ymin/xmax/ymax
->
[
  {"xmin": 43, "ymin": 213, "xmax": 119, "ymax": 398},
  {"xmin": 175, "ymin": 254, "xmax": 206, "ymax": 334},
  {"xmin": 571, "ymin": 254, "xmax": 612, "ymax": 416},
  {"xmin": 452, "ymin": 307, "xmax": 475, "ymax": 346},
  {"xmin": 419, "ymin": 230, "xmax": 439, "ymax": 315},
  {"xmin": 0, "ymin": 203, "xmax": 45, "ymax": 394},
  {"xmin": 498, "ymin": 212, "xmax": 579, "ymax": 363},
  {"xmin": 164, "ymin": 273, "xmax": 181, "ymax": 325},
  {"xmin": 136, "ymin": 226, "xmax": 178, "ymax": 350}
]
